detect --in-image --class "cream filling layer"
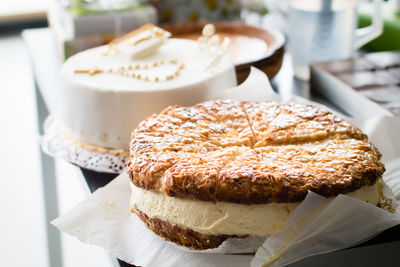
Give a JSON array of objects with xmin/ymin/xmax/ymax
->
[{"xmin": 130, "ymin": 181, "xmax": 381, "ymax": 236}]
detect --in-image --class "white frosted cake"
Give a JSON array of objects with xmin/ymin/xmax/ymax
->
[{"xmin": 59, "ymin": 24, "xmax": 237, "ymax": 150}]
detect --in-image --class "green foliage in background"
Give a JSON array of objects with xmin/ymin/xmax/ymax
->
[{"xmin": 358, "ymin": 7, "xmax": 400, "ymax": 51}]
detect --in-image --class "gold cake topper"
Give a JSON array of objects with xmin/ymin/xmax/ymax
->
[
  {"xmin": 105, "ymin": 24, "xmax": 171, "ymax": 59},
  {"xmin": 198, "ymin": 24, "xmax": 231, "ymax": 72}
]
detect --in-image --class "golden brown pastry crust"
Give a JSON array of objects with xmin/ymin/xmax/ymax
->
[
  {"xmin": 133, "ymin": 208, "xmax": 244, "ymax": 250},
  {"xmin": 127, "ymin": 100, "xmax": 385, "ymax": 204}
]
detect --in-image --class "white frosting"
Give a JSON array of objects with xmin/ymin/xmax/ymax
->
[
  {"xmin": 59, "ymin": 38, "xmax": 237, "ymax": 149},
  {"xmin": 130, "ymin": 182, "xmax": 381, "ymax": 236}
]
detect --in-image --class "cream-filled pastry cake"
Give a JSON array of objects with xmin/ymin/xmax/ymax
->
[
  {"xmin": 128, "ymin": 100, "xmax": 385, "ymax": 250},
  {"xmin": 59, "ymin": 24, "xmax": 236, "ymax": 150}
]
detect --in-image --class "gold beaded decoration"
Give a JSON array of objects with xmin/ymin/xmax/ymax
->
[
  {"xmin": 74, "ymin": 59, "xmax": 184, "ymax": 82},
  {"xmin": 74, "ymin": 67, "xmax": 104, "ymax": 76}
]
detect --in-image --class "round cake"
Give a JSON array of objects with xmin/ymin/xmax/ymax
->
[
  {"xmin": 127, "ymin": 99, "xmax": 385, "ymax": 250},
  {"xmin": 59, "ymin": 26, "xmax": 236, "ymax": 150}
]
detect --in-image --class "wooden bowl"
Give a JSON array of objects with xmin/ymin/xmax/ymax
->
[{"xmin": 162, "ymin": 22, "xmax": 285, "ymax": 83}]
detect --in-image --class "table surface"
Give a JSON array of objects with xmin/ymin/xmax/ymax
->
[{"xmin": 23, "ymin": 27, "xmax": 400, "ymax": 267}]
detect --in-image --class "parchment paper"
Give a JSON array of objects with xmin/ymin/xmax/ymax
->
[{"xmin": 52, "ymin": 68, "xmax": 400, "ymax": 266}]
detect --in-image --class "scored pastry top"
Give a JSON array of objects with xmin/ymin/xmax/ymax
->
[{"xmin": 127, "ymin": 100, "xmax": 385, "ymax": 204}]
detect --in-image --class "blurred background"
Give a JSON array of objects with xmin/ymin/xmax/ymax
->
[{"xmin": 1, "ymin": 0, "xmax": 399, "ymax": 266}]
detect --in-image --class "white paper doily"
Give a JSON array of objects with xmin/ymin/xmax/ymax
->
[{"xmin": 41, "ymin": 115, "xmax": 129, "ymax": 174}]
